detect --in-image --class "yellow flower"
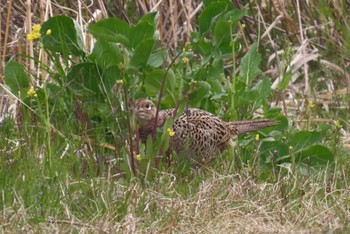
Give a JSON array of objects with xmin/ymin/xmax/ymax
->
[
  {"xmin": 167, "ymin": 128, "xmax": 175, "ymax": 137},
  {"xmin": 183, "ymin": 42, "xmax": 191, "ymax": 52},
  {"xmin": 46, "ymin": 29, "xmax": 52, "ymax": 35},
  {"xmin": 308, "ymin": 101, "xmax": 314, "ymax": 109},
  {"xmin": 32, "ymin": 24, "xmax": 41, "ymax": 32},
  {"xmin": 335, "ymin": 120, "xmax": 343, "ymax": 129},
  {"xmin": 26, "ymin": 32, "xmax": 41, "ymax": 41},
  {"xmin": 118, "ymin": 63, "xmax": 125, "ymax": 71},
  {"xmin": 255, "ymin": 134, "xmax": 260, "ymax": 141},
  {"xmin": 26, "ymin": 24, "xmax": 42, "ymax": 41},
  {"xmin": 27, "ymin": 86, "xmax": 38, "ymax": 97},
  {"xmin": 117, "ymin": 80, "xmax": 123, "ymax": 85},
  {"xmin": 136, "ymin": 154, "xmax": 142, "ymax": 161},
  {"xmin": 182, "ymin": 57, "xmax": 189, "ymax": 63}
]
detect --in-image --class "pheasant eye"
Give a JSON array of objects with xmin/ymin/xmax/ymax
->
[{"xmin": 145, "ymin": 103, "xmax": 152, "ymax": 110}]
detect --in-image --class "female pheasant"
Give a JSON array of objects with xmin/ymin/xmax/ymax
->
[{"xmin": 134, "ymin": 99, "xmax": 278, "ymax": 163}]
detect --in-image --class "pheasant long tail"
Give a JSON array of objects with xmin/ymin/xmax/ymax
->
[{"xmin": 229, "ymin": 119, "xmax": 278, "ymax": 135}]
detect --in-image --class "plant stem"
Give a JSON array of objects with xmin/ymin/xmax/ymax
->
[
  {"xmin": 123, "ymin": 85, "xmax": 136, "ymax": 176},
  {"xmin": 151, "ymin": 51, "xmax": 183, "ymax": 140}
]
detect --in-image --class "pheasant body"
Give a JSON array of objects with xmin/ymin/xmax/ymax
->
[{"xmin": 134, "ymin": 99, "xmax": 278, "ymax": 163}]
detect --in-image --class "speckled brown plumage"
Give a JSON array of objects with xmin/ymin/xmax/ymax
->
[{"xmin": 134, "ymin": 99, "xmax": 278, "ymax": 163}]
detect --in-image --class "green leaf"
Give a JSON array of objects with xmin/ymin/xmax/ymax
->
[
  {"xmin": 4, "ymin": 61, "xmax": 30, "ymax": 95},
  {"xmin": 143, "ymin": 69, "xmax": 175, "ymax": 99},
  {"xmin": 277, "ymin": 71, "xmax": 292, "ymax": 91},
  {"xmin": 41, "ymin": 16, "xmax": 85, "ymax": 56},
  {"xmin": 194, "ymin": 66, "xmax": 222, "ymax": 81},
  {"xmin": 199, "ymin": 0, "xmax": 233, "ymax": 35},
  {"xmin": 260, "ymin": 141, "xmax": 290, "ymax": 164},
  {"xmin": 214, "ymin": 19, "xmax": 232, "ymax": 56},
  {"xmin": 131, "ymin": 12, "xmax": 157, "ymax": 48},
  {"xmin": 300, "ymin": 145, "xmax": 334, "ymax": 166},
  {"xmin": 147, "ymin": 47, "xmax": 168, "ymax": 67},
  {"xmin": 289, "ymin": 131, "xmax": 322, "ymax": 153},
  {"xmin": 237, "ymin": 77, "xmax": 271, "ymax": 107},
  {"xmin": 253, "ymin": 77, "xmax": 272, "ymax": 97},
  {"xmin": 208, "ymin": 79, "xmax": 224, "ymax": 94},
  {"xmin": 102, "ymin": 66, "xmax": 121, "ymax": 93},
  {"xmin": 194, "ymin": 37, "xmax": 213, "ymax": 62},
  {"xmin": 189, "ymin": 81, "xmax": 211, "ymax": 106},
  {"xmin": 129, "ymin": 39, "xmax": 155, "ymax": 68},
  {"xmin": 90, "ymin": 39, "xmax": 122, "ymax": 69},
  {"xmin": 88, "ymin": 18, "xmax": 131, "ymax": 46},
  {"xmin": 67, "ymin": 63, "xmax": 102, "ymax": 98},
  {"xmin": 240, "ymin": 42, "xmax": 262, "ymax": 86}
]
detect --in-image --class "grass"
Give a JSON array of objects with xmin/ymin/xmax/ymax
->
[
  {"xmin": 1, "ymin": 0, "xmax": 350, "ymax": 233},
  {"xmin": 1, "ymin": 154, "xmax": 349, "ymax": 232}
]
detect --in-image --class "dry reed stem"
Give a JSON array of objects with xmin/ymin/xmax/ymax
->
[{"xmin": 1, "ymin": 0, "xmax": 13, "ymax": 83}]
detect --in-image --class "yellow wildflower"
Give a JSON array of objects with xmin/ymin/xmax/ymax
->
[
  {"xmin": 27, "ymin": 24, "xmax": 42, "ymax": 41},
  {"xmin": 308, "ymin": 101, "xmax": 314, "ymax": 109},
  {"xmin": 167, "ymin": 128, "xmax": 175, "ymax": 137},
  {"xmin": 26, "ymin": 32, "xmax": 41, "ymax": 41},
  {"xmin": 32, "ymin": 24, "xmax": 41, "ymax": 32},
  {"xmin": 46, "ymin": 29, "xmax": 52, "ymax": 35},
  {"xmin": 136, "ymin": 154, "xmax": 142, "ymax": 161},
  {"xmin": 183, "ymin": 42, "xmax": 191, "ymax": 52},
  {"xmin": 27, "ymin": 86, "xmax": 38, "ymax": 98},
  {"xmin": 182, "ymin": 57, "xmax": 189, "ymax": 63},
  {"xmin": 335, "ymin": 120, "xmax": 343, "ymax": 129},
  {"xmin": 117, "ymin": 80, "xmax": 123, "ymax": 85},
  {"xmin": 255, "ymin": 134, "xmax": 260, "ymax": 141}
]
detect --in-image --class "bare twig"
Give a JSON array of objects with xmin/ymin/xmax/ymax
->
[{"xmin": 151, "ymin": 51, "xmax": 183, "ymax": 140}]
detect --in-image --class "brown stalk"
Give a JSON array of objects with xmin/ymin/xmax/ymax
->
[
  {"xmin": 151, "ymin": 51, "xmax": 183, "ymax": 140},
  {"xmin": 124, "ymin": 85, "xmax": 136, "ymax": 176},
  {"xmin": 1, "ymin": 0, "xmax": 13, "ymax": 83}
]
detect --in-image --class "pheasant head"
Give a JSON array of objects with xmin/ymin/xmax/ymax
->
[{"xmin": 134, "ymin": 99, "xmax": 157, "ymax": 127}]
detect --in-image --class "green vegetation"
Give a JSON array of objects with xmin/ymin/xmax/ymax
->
[{"xmin": 1, "ymin": 0, "xmax": 349, "ymax": 232}]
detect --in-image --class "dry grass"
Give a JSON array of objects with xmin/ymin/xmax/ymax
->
[{"xmin": 2, "ymin": 170, "xmax": 348, "ymax": 233}]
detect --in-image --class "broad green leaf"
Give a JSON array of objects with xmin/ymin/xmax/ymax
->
[
  {"xmin": 240, "ymin": 42, "xmax": 262, "ymax": 86},
  {"xmin": 237, "ymin": 77, "xmax": 271, "ymax": 107},
  {"xmin": 194, "ymin": 37, "xmax": 213, "ymax": 62},
  {"xmin": 102, "ymin": 66, "xmax": 121, "ymax": 93},
  {"xmin": 67, "ymin": 63, "xmax": 102, "ymax": 98},
  {"xmin": 214, "ymin": 19, "xmax": 232, "ymax": 56},
  {"xmin": 301, "ymin": 145, "xmax": 334, "ymax": 166},
  {"xmin": 41, "ymin": 16, "xmax": 85, "ymax": 56},
  {"xmin": 237, "ymin": 89, "xmax": 260, "ymax": 106},
  {"xmin": 223, "ymin": 8, "xmax": 247, "ymax": 23},
  {"xmin": 143, "ymin": 69, "xmax": 175, "ymax": 98},
  {"xmin": 289, "ymin": 131, "xmax": 322, "ymax": 153},
  {"xmin": 253, "ymin": 77, "xmax": 272, "ymax": 98},
  {"xmin": 147, "ymin": 47, "xmax": 168, "ymax": 67},
  {"xmin": 194, "ymin": 66, "xmax": 221, "ymax": 81},
  {"xmin": 189, "ymin": 81, "xmax": 211, "ymax": 106},
  {"xmin": 90, "ymin": 39, "xmax": 122, "ymax": 69},
  {"xmin": 88, "ymin": 18, "xmax": 131, "ymax": 46},
  {"xmin": 129, "ymin": 39, "xmax": 155, "ymax": 68},
  {"xmin": 259, "ymin": 141, "xmax": 290, "ymax": 164},
  {"xmin": 208, "ymin": 79, "xmax": 224, "ymax": 94},
  {"xmin": 199, "ymin": 0, "xmax": 233, "ymax": 35},
  {"xmin": 131, "ymin": 12, "xmax": 157, "ymax": 48},
  {"xmin": 4, "ymin": 61, "xmax": 30, "ymax": 95}
]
